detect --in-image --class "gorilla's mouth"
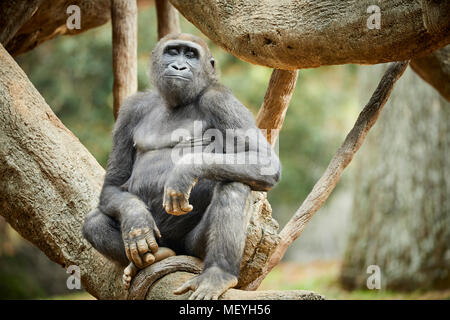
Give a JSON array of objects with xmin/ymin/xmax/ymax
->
[{"xmin": 164, "ymin": 75, "xmax": 191, "ymax": 81}]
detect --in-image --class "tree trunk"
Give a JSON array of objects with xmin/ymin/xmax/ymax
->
[
  {"xmin": 111, "ymin": 0, "xmax": 138, "ymax": 119},
  {"xmin": 0, "ymin": 44, "xmax": 323, "ymax": 299},
  {"xmin": 155, "ymin": 0, "xmax": 181, "ymax": 40},
  {"xmin": 340, "ymin": 65, "xmax": 450, "ymax": 291}
]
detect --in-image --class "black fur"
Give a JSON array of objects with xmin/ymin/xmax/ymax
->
[{"xmin": 83, "ymin": 34, "xmax": 280, "ymax": 297}]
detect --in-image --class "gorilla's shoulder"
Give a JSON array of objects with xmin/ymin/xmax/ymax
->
[
  {"xmin": 117, "ymin": 91, "xmax": 160, "ymax": 122},
  {"xmin": 200, "ymin": 84, "xmax": 255, "ymax": 128},
  {"xmin": 200, "ymin": 83, "xmax": 232, "ymax": 100}
]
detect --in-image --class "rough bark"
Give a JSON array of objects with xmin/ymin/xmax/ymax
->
[
  {"xmin": 155, "ymin": 0, "xmax": 181, "ymax": 40},
  {"xmin": 0, "ymin": 44, "xmax": 126, "ymax": 300},
  {"xmin": 111, "ymin": 0, "xmax": 138, "ymax": 119},
  {"xmin": 4, "ymin": 0, "xmax": 449, "ymax": 70},
  {"xmin": 170, "ymin": 0, "xmax": 450, "ymax": 69},
  {"xmin": 411, "ymin": 45, "xmax": 450, "ymax": 102},
  {"xmin": 256, "ymin": 69, "xmax": 299, "ymax": 146},
  {"xmin": 5, "ymin": 0, "xmax": 113, "ymax": 56},
  {"xmin": 0, "ymin": 45, "xmax": 318, "ymax": 299},
  {"xmin": 0, "ymin": 0, "xmax": 45, "ymax": 46},
  {"xmin": 127, "ymin": 256, "xmax": 324, "ymax": 299},
  {"xmin": 340, "ymin": 64, "xmax": 450, "ymax": 291},
  {"xmin": 247, "ymin": 61, "xmax": 410, "ymax": 290}
]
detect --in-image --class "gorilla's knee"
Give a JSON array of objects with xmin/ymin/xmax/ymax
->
[
  {"xmin": 82, "ymin": 209, "xmax": 101, "ymax": 245},
  {"xmin": 220, "ymin": 182, "xmax": 250, "ymax": 203}
]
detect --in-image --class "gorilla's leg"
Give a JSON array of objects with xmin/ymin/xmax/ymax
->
[
  {"xmin": 83, "ymin": 209, "xmax": 176, "ymax": 289},
  {"xmin": 82, "ymin": 209, "xmax": 129, "ymax": 265},
  {"xmin": 175, "ymin": 182, "xmax": 251, "ymax": 300}
]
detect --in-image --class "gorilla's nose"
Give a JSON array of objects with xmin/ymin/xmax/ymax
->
[{"xmin": 170, "ymin": 64, "xmax": 187, "ymax": 71}]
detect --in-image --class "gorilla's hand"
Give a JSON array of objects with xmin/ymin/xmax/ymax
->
[
  {"xmin": 121, "ymin": 210, "xmax": 161, "ymax": 269},
  {"xmin": 163, "ymin": 168, "xmax": 198, "ymax": 215}
]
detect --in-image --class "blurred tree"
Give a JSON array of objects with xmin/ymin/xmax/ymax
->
[{"xmin": 340, "ymin": 65, "xmax": 450, "ymax": 290}]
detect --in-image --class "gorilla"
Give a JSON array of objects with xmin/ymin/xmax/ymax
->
[{"xmin": 83, "ymin": 33, "xmax": 281, "ymax": 300}]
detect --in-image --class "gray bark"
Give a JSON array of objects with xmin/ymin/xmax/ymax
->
[
  {"xmin": 170, "ymin": 0, "xmax": 450, "ymax": 69},
  {"xmin": 340, "ymin": 64, "xmax": 450, "ymax": 290}
]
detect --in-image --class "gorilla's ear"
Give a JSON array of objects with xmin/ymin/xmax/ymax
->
[{"xmin": 210, "ymin": 58, "xmax": 215, "ymax": 69}]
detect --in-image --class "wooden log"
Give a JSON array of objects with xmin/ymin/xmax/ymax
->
[
  {"xmin": 111, "ymin": 0, "xmax": 138, "ymax": 119},
  {"xmin": 155, "ymin": 0, "xmax": 180, "ymax": 40}
]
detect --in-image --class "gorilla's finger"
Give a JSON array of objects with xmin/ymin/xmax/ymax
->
[
  {"xmin": 123, "ymin": 263, "xmax": 137, "ymax": 277},
  {"xmin": 129, "ymin": 243, "xmax": 143, "ymax": 268},
  {"xmin": 145, "ymin": 234, "xmax": 159, "ymax": 254},
  {"xmin": 173, "ymin": 280, "xmax": 194, "ymax": 295},
  {"xmin": 153, "ymin": 225, "xmax": 162, "ymax": 238},
  {"xmin": 136, "ymin": 238, "xmax": 149, "ymax": 256},
  {"xmin": 164, "ymin": 195, "xmax": 174, "ymax": 214},
  {"xmin": 204, "ymin": 293, "xmax": 213, "ymax": 300},
  {"xmin": 180, "ymin": 199, "xmax": 193, "ymax": 213},
  {"xmin": 143, "ymin": 252, "xmax": 155, "ymax": 265},
  {"xmin": 194, "ymin": 289, "xmax": 207, "ymax": 300},
  {"xmin": 124, "ymin": 243, "xmax": 132, "ymax": 262},
  {"xmin": 171, "ymin": 196, "xmax": 182, "ymax": 214},
  {"xmin": 153, "ymin": 247, "xmax": 176, "ymax": 262},
  {"xmin": 188, "ymin": 292, "xmax": 197, "ymax": 300}
]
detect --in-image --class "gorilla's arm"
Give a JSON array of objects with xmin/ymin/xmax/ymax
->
[
  {"xmin": 99, "ymin": 95, "xmax": 160, "ymax": 238},
  {"xmin": 165, "ymin": 87, "xmax": 280, "ymax": 202},
  {"xmin": 98, "ymin": 95, "xmax": 149, "ymax": 220}
]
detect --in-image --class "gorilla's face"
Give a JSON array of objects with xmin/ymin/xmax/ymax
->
[{"xmin": 151, "ymin": 38, "xmax": 216, "ymax": 108}]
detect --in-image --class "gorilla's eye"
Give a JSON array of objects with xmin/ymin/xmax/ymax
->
[
  {"xmin": 185, "ymin": 49, "xmax": 197, "ymax": 59},
  {"xmin": 167, "ymin": 48, "xmax": 179, "ymax": 56}
]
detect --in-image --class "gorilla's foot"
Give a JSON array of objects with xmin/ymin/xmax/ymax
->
[
  {"xmin": 173, "ymin": 266, "xmax": 238, "ymax": 300},
  {"xmin": 123, "ymin": 247, "xmax": 176, "ymax": 290},
  {"xmin": 123, "ymin": 262, "xmax": 138, "ymax": 289}
]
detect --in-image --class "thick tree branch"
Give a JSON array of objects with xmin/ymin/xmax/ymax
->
[
  {"xmin": 111, "ymin": 0, "xmax": 138, "ymax": 119},
  {"xmin": 5, "ymin": 0, "xmax": 113, "ymax": 56},
  {"xmin": 247, "ymin": 61, "xmax": 410, "ymax": 290},
  {"xmin": 411, "ymin": 45, "xmax": 450, "ymax": 102},
  {"xmin": 128, "ymin": 256, "xmax": 324, "ymax": 299},
  {"xmin": 170, "ymin": 0, "xmax": 449, "ymax": 69},
  {"xmin": 0, "ymin": 0, "xmax": 44, "ymax": 46},
  {"xmin": 155, "ymin": 0, "xmax": 181, "ymax": 40},
  {"xmin": 0, "ymin": 44, "xmax": 126, "ymax": 299},
  {"xmin": 256, "ymin": 69, "xmax": 299, "ymax": 146}
]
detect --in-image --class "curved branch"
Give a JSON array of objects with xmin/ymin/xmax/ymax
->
[
  {"xmin": 170, "ymin": 0, "xmax": 450, "ymax": 69},
  {"xmin": 247, "ymin": 61, "xmax": 410, "ymax": 290},
  {"xmin": 128, "ymin": 256, "xmax": 325, "ymax": 300}
]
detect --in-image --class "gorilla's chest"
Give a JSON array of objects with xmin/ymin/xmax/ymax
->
[{"xmin": 133, "ymin": 108, "xmax": 208, "ymax": 152}]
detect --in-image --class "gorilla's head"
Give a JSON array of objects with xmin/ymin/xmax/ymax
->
[{"xmin": 150, "ymin": 33, "xmax": 217, "ymax": 108}]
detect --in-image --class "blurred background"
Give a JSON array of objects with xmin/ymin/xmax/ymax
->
[{"xmin": 1, "ymin": 6, "xmax": 448, "ymax": 299}]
